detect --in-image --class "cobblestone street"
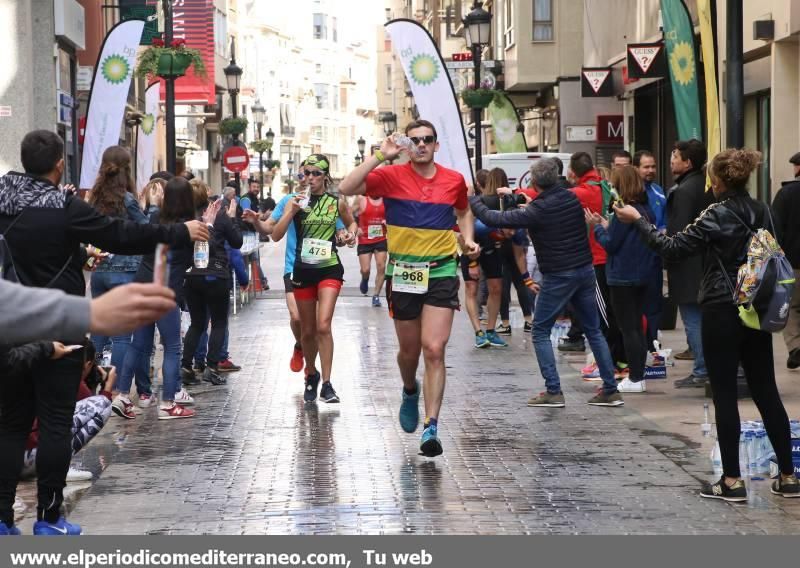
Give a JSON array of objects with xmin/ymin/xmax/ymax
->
[{"xmin": 16, "ymin": 244, "xmax": 800, "ymax": 534}]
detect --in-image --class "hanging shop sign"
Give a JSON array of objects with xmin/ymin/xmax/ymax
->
[
  {"xmin": 627, "ymin": 42, "xmax": 667, "ymax": 79},
  {"xmin": 581, "ymin": 67, "xmax": 613, "ymax": 97}
]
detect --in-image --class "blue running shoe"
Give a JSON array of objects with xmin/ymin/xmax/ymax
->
[
  {"xmin": 0, "ymin": 522, "xmax": 21, "ymax": 535},
  {"xmin": 304, "ymin": 371, "xmax": 321, "ymax": 402},
  {"xmin": 474, "ymin": 331, "xmax": 490, "ymax": 349},
  {"xmin": 359, "ymin": 278, "xmax": 369, "ymax": 295},
  {"xmin": 399, "ymin": 382, "xmax": 420, "ymax": 433},
  {"xmin": 33, "ymin": 517, "xmax": 82, "ymax": 535},
  {"xmin": 420, "ymin": 424, "xmax": 443, "ymax": 457},
  {"xmin": 372, "ymin": 295, "xmax": 381, "ymax": 307},
  {"xmin": 485, "ymin": 330, "xmax": 508, "ymax": 348}
]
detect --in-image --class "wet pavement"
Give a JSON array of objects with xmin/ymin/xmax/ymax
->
[{"xmin": 16, "ymin": 243, "xmax": 800, "ymax": 534}]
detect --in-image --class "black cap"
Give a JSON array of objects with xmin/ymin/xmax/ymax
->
[
  {"xmin": 150, "ymin": 171, "xmax": 174, "ymax": 181},
  {"xmin": 790, "ymin": 152, "xmax": 800, "ymax": 166},
  {"xmin": 225, "ymin": 180, "xmax": 240, "ymax": 191}
]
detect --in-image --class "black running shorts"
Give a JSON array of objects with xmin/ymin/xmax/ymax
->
[
  {"xmin": 385, "ymin": 276, "xmax": 460, "ymax": 321},
  {"xmin": 459, "ymin": 246, "xmax": 503, "ymax": 281},
  {"xmin": 357, "ymin": 240, "xmax": 388, "ymax": 256}
]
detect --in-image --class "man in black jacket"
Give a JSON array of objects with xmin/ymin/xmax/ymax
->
[
  {"xmin": 470, "ymin": 158, "xmax": 623, "ymax": 408},
  {"xmin": 666, "ymin": 139, "xmax": 712, "ymax": 388},
  {"xmin": 0, "ymin": 130, "xmax": 208, "ymax": 536},
  {"xmin": 773, "ymin": 151, "xmax": 800, "ymax": 369}
]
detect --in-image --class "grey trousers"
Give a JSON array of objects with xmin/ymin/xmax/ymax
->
[{"xmin": 783, "ymin": 270, "xmax": 800, "ymax": 354}]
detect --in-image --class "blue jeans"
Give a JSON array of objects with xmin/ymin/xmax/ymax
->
[
  {"xmin": 90, "ymin": 271, "xmax": 136, "ymax": 375},
  {"xmin": 533, "ymin": 265, "xmax": 618, "ymax": 395},
  {"xmin": 118, "ymin": 307, "xmax": 182, "ymax": 401},
  {"xmin": 679, "ymin": 302, "xmax": 708, "ymax": 377}
]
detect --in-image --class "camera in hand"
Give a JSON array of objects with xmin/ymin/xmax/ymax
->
[{"xmin": 607, "ymin": 188, "xmax": 623, "ymax": 214}]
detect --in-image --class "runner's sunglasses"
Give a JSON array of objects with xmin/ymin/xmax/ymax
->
[
  {"xmin": 409, "ymin": 135, "xmax": 436, "ymax": 145},
  {"xmin": 302, "ymin": 170, "xmax": 325, "ymax": 177}
]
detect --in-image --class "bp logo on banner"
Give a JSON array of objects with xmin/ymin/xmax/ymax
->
[
  {"xmin": 409, "ymin": 54, "xmax": 439, "ymax": 86},
  {"xmin": 141, "ymin": 113, "xmax": 155, "ymax": 135},
  {"xmin": 101, "ymin": 54, "xmax": 130, "ymax": 85}
]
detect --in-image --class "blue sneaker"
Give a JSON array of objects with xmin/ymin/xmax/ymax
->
[
  {"xmin": 0, "ymin": 522, "xmax": 21, "ymax": 535},
  {"xmin": 485, "ymin": 330, "xmax": 508, "ymax": 348},
  {"xmin": 33, "ymin": 517, "xmax": 82, "ymax": 535},
  {"xmin": 399, "ymin": 382, "xmax": 420, "ymax": 433},
  {"xmin": 359, "ymin": 278, "xmax": 369, "ymax": 295},
  {"xmin": 372, "ymin": 295, "xmax": 381, "ymax": 307},
  {"xmin": 304, "ymin": 371, "xmax": 321, "ymax": 402},
  {"xmin": 474, "ymin": 331, "xmax": 490, "ymax": 349},
  {"xmin": 420, "ymin": 424, "xmax": 443, "ymax": 457}
]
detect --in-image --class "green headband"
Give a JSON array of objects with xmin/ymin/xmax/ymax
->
[{"xmin": 302, "ymin": 154, "xmax": 330, "ymax": 173}]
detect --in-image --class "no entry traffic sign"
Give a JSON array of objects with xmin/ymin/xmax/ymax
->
[{"xmin": 223, "ymin": 145, "xmax": 250, "ymax": 173}]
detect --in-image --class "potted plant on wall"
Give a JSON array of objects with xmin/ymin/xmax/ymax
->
[
  {"xmin": 136, "ymin": 37, "xmax": 206, "ymax": 80},
  {"xmin": 219, "ymin": 117, "xmax": 249, "ymax": 137},
  {"xmin": 460, "ymin": 78, "xmax": 501, "ymax": 109}
]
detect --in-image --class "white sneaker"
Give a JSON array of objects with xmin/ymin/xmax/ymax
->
[
  {"xmin": 66, "ymin": 467, "xmax": 93, "ymax": 482},
  {"xmin": 138, "ymin": 393, "xmax": 157, "ymax": 408},
  {"xmin": 618, "ymin": 378, "xmax": 647, "ymax": 393},
  {"xmin": 174, "ymin": 388, "xmax": 195, "ymax": 406}
]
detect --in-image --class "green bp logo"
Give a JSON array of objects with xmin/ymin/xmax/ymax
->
[
  {"xmin": 409, "ymin": 54, "xmax": 439, "ymax": 86},
  {"xmin": 101, "ymin": 54, "xmax": 130, "ymax": 85},
  {"xmin": 140, "ymin": 113, "xmax": 155, "ymax": 135}
]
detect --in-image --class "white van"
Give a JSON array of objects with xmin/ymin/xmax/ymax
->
[{"xmin": 476, "ymin": 152, "xmax": 572, "ymax": 189}]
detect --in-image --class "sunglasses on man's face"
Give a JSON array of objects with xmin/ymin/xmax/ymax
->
[
  {"xmin": 303, "ymin": 170, "xmax": 325, "ymax": 177},
  {"xmin": 409, "ymin": 135, "xmax": 436, "ymax": 145}
]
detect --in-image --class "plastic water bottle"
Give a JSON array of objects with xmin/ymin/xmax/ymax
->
[
  {"xmin": 790, "ymin": 420, "xmax": 800, "ymax": 439},
  {"xmin": 392, "ymin": 133, "xmax": 420, "ymax": 155},
  {"xmin": 747, "ymin": 431, "xmax": 758, "ymax": 477},
  {"xmin": 701, "ymin": 403, "xmax": 712, "ymax": 437},
  {"xmin": 193, "ymin": 240, "xmax": 209, "ymax": 269},
  {"xmin": 710, "ymin": 441, "xmax": 723, "ymax": 476},
  {"xmin": 739, "ymin": 433, "xmax": 750, "ymax": 478}
]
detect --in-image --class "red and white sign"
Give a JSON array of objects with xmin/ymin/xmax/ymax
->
[
  {"xmin": 223, "ymin": 145, "xmax": 250, "ymax": 173},
  {"xmin": 583, "ymin": 70, "xmax": 610, "ymax": 94},
  {"xmin": 629, "ymin": 45, "xmax": 662, "ymax": 74}
]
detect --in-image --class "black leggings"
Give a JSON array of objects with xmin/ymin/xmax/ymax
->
[
  {"xmin": 182, "ymin": 277, "xmax": 230, "ymax": 368},
  {"xmin": 609, "ymin": 285, "xmax": 647, "ymax": 381},
  {"xmin": 499, "ymin": 242, "xmax": 532, "ymax": 320},
  {"xmin": 0, "ymin": 352, "xmax": 83, "ymax": 524},
  {"xmin": 702, "ymin": 303, "xmax": 794, "ymax": 477}
]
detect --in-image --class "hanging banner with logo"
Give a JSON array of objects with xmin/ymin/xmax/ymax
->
[
  {"xmin": 487, "ymin": 93, "xmax": 527, "ymax": 153},
  {"xmin": 581, "ymin": 67, "xmax": 613, "ymax": 97},
  {"xmin": 136, "ymin": 82, "xmax": 160, "ymax": 193},
  {"xmin": 385, "ymin": 19, "xmax": 473, "ymax": 185},
  {"xmin": 79, "ymin": 19, "xmax": 145, "ymax": 190},
  {"xmin": 698, "ymin": 0, "xmax": 720, "ymax": 188},
  {"xmin": 661, "ymin": 0, "xmax": 702, "ymax": 140},
  {"xmin": 626, "ymin": 42, "xmax": 667, "ymax": 79},
  {"xmin": 160, "ymin": 0, "xmax": 215, "ymax": 105}
]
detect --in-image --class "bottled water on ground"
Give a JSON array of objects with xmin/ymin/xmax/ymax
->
[
  {"xmin": 701, "ymin": 403, "xmax": 712, "ymax": 437},
  {"xmin": 193, "ymin": 240, "xmax": 209, "ymax": 269},
  {"xmin": 710, "ymin": 442, "xmax": 722, "ymax": 476},
  {"xmin": 739, "ymin": 432, "xmax": 750, "ymax": 478}
]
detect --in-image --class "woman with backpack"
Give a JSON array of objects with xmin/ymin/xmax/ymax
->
[{"xmin": 614, "ymin": 148, "xmax": 800, "ymax": 501}]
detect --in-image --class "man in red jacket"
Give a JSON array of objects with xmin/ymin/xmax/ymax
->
[{"xmin": 566, "ymin": 152, "xmax": 626, "ymax": 375}]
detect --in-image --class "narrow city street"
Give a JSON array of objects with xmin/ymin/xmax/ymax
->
[{"xmin": 9, "ymin": 243, "xmax": 799, "ymax": 535}]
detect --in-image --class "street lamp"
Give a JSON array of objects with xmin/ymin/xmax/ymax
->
[
  {"xmin": 357, "ymin": 136, "xmax": 366, "ymax": 162},
  {"xmin": 287, "ymin": 157, "xmax": 295, "ymax": 190},
  {"xmin": 380, "ymin": 112, "xmax": 397, "ymax": 137},
  {"xmin": 265, "ymin": 127, "xmax": 275, "ymax": 197},
  {"xmin": 463, "ymin": 1, "xmax": 492, "ymax": 172},
  {"xmin": 224, "ymin": 38, "xmax": 244, "ymax": 188},
  {"xmin": 354, "ymin": 154, "xmax": 362, "ymax": 166},
  {"xmin": 251, "ymin": 99, "xmax": 265, "ymax": 138}
]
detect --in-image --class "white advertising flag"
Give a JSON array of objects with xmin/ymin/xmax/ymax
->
[
  {"xmin": 384, "ymin": 20, "xmax": 473, "ymax": 185},
  {"xmin": 79, "ymin": 19, "xmax": 145, "ymax": 189},
  {"xmin": 136, "ymin": 82, "xmax": 160, "ymax": 193}
]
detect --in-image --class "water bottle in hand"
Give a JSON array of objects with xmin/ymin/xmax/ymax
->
[
  {"xmin": 193, "ymin": 240, "xmax": 209, "ymax": 269},
  {"xmin": 392, "ymin": 133, "xmax": 419, "ymax": 156}
]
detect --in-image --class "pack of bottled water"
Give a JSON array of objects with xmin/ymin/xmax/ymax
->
[
  {"xmin": 709, "ymin": 419, "xmax": 800, "ymax": 478},
  {"xmin": 549, "ymin": 319, "xmax": 570, "ymax": 346}
]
